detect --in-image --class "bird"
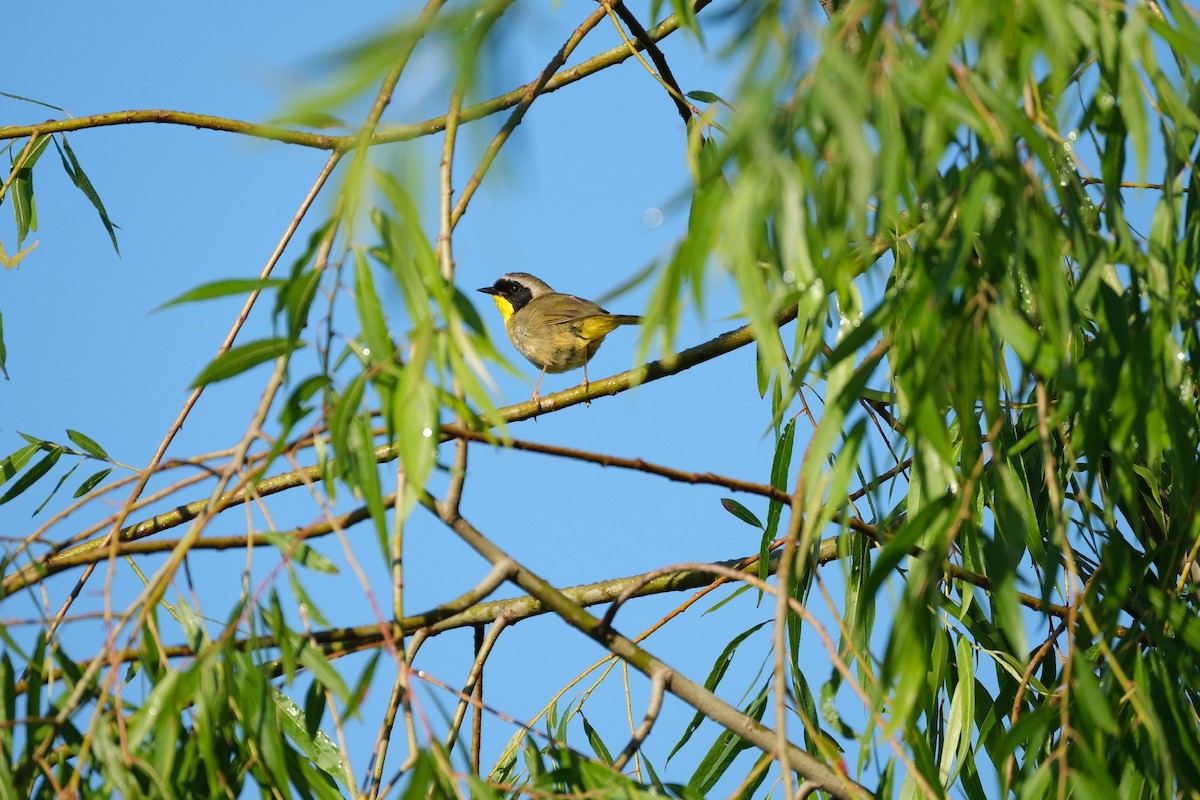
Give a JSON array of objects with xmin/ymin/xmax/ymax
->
[{"xmin": 477, "ymin": 272, "xmax": 641, "ymax": 404}]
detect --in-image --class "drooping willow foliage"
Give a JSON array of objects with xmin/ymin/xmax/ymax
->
[{"xmin": 2, "ymin": 1, "xmax": 1198, "ymax": 797}]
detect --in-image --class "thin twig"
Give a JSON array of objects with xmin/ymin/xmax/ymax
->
[
  {"xmin": 445, "ymin": 616, "xmax": 510, "ymax": 754},
  {"xmin": 449, "ymin": 4, "xmax": 607, "ymax": 229},
  {"xmin": 604, "ymin": 560, "xmax": 926, "ymax": 794},
  {"xmin": 612, "ymin": 669, "xmax": 668, "ymax": 771},
  {"xmin": 366, "ymin": 665, "xmax": 410, "ymax": 799},
  {"xmin": 0, "ymin": 0, "xmax": 717, "ymax": 152},
  {"xmin": 605, "ymin": 1, "xmax": 694, "ymax": 125},
  {"xmin": 431, "ymin": 496, "xmax": 870, "ymax": 799},
  {"xmin": 13, "ymin": 303, "xmax": 806, "ymax": 592}
]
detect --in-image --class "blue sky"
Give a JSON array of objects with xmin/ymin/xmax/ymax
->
[{"xmin": 1, "ymin": 2, "xmax": 864, "ymax": 795}]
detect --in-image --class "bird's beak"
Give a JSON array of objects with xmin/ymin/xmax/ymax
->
[{"xmin": 477, "ymin": 286, "xmax": 497, "ymax": 295}]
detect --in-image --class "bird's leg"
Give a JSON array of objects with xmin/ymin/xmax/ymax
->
[
  {"xmin": 530, "ymin": 367, "xmax": 548, "ymax": 406},
  {"xmin": 583, "ymin": 361, "xmax": 591, "ymax": 407}
]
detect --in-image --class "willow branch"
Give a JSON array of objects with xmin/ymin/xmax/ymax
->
[
  {"xmin": 431, "ymin": 494, "xmax": 869, "ymax": 799},
  {"xmin": 606, "ymin": 0, "xmax": 693, "ymax": 125},
  {"xmin": 612, "ymin": 669, "xmax": 668, "ymax": 771},
  {"xmin": 8, "ymin": 303, "xmax": 799, "ymax": 592},
  {"xmin": 0, "ymin": 0, "xmax": 714, "ymax": 151},
  {"xmin": 444, "ymin": 616, "xmax": 510, "ymax": 754}
]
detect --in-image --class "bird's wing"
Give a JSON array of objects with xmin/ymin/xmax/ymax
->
[{"xmin": 538, "ymin": 295, "xmax": 609, "ymax": 326}]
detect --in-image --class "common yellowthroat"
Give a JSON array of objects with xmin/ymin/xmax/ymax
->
[{"xmin": 478, "ymin": 272, "xmax": 641, "ymax": 404}]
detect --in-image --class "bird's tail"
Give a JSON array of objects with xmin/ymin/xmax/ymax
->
[{"xmin": 578, "ymin": 314, "xmax": 641, "ymax": 338}]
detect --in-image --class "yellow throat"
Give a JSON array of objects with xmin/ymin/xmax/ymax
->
[{"xmin": 491, "ymin": 294, "xmax": 516, "ymax": 323}]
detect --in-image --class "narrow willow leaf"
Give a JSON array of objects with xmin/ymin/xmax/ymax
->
[
  {"xmin": 938, "ymin": 678, "xmax": 967, "ymax": 785},
  {"xmin": 22, "ymin": 633, "xmax": 47, "ymax": 765},
  {"xmin": 304, "ymin": 681, "xmax": 327, "ymax": 740},
  {"xmin": 264, "ymin": 591, "xmax": 296, "ymax": 682},
  {"xmin": 1071, "ymin": 652, "xmax": 1117, "ymax": 735},
  {"xmin": 353, "ymin": 249, "xmax": 396, "ymax": 362},
  {"xmin": 297, "ymin": 642, "xmax": 352, "ymax": 706},
  {"xmin": 720, "ymin": 498, "xmax": 763, "ymax": 529},
  {"xmin": 11, "ymin": 135, "xmax": 51, "ymax": 246},
  {"xmin": 668, "ymin": 621, "xmax": 768, "ymax": 761},
  {"xmin": 262, "ymin": 532, "xmax": 338, "ymax": 574},
  {"xmin": 153, "ymin": 278, "xmax": 287, "ymax": 312},
  {"xmin": 0, "ymin": 308, "xmax": 7, "ymax": 378},
  {"xmin": 65, "ymin": 428, "xmax": 108, "ymax": 459},
  {"xmin": 191, "ymin": 338, "xmax": 300, "ymax": 387},
  {"xmin": 280, "ymin": 265, "xmax": 324, "ymax": 340},
  {"xmin": 261, "ymin": 373, "xmax": 330, "ymax": 476},
  {"xmin": 685, "ymin": 89, "xmax": 722, "ymax": 104},
  {"xmin": 0, "ymin": 447, "xmax": 61, "ymax": 505},
  {"xmin": 126, "ymin": 668, "xmax": 188, "ymax": 748},
  {"xmin": 688, "ymin": 687, "xmax": 767, "ymax": 795},
  {"xmin": 579, "ymin": 713, "xmax": 613, "ymax": 765},
  {"xmin": 73, "ymin": 467, "xmax": 112, "ymax": 498},
  {"xmin": 0, "ymin": 443, "xmax": 38, "ymax": 486},
  {"xmin": 53, "ymin": 135, "xmax": 120, "ymax": 254},
  {"xmin": 272, "ymin": 686, "xmax": 346, "ymax": 775},
  {"xmin": 761, "ymin": 418, "xmax": 795, "ymax": 584},
  {"xmin": 287, "ymin": 560, "xmax": 331, "ymax": 628},
  {"xmin": 32, "ymin": 459, "xmax": 78, "ymax": 516},
  {"xmin": 348, "ymin": 412, "xmax": 390, "ymax": 552},
  {"xmin": 0, "ymin": 653, "xmax": 13, "ymax": 754}
]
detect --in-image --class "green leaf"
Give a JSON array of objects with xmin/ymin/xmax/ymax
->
[
  {"xmin": 668, "ymin": 621, "xmax": 769, "ymax": 762},
  {"xmin": 191, "ymin": 337, "xmax": 301, "ymax": 387},
  {"xmin": 272, "ymin": 686, "xmax": 346, "ymax": 776},
  {"xmin": 0, "ymin": 447, "xmax": 62, "ymax": 504},
  {"xmin": 304, "ymin": 680, "xmax": 327, "ymax": 740},
  {"xmin": 287, "ymin": 560, "xmax": 331, "ymax": 628},
  {"xmin": 343, "ymin": 650, "xmax": 381, "ymax": 722},
  {"xmin": 720, "ymin": 498, "xmax": 763, "ymax": 529},
  {"xmin": 0, "ymin": 443, "xmax": 38, "ymax": 486},
  {"xmin": 153, "ymin": 277, "xmax": 287, "ymax": 312},
  {"xmin": 297, "ymin": 642, "xmax": 352, "ymax": 706},
  {"xmin": 353, "ymin": 249, "xmax": 396, "ymax": 362},
  {"xmin": 126, "ymin": 667, "xmax": 189, "ymax": 748},
  {"xmin": 0, "ymin": 308, "xmax": 7, "ymax": 379},
  {"xmin": 73, "ymin": 467, "xmax": 112, "ymax": 498},
  {"xmin": 0, "ymin": 652, "xmax": 14, "ymax": 754},
  {"xmin": 579, "ymin": 713, "xmax": 613, "ymax": 765},
  {"xmin": 938, "ymin": 636, "xmax": 976, "ymax": 786},
  {"xmin": 761, "ymin": 418, "xmax": 796, "ymax": 583},
  {"xmin": 262, "ymin": 532, "xmax": 338, "ymax": 574},
  {"xmin": 65, "ymin": 428, "xmax": 109, "ymax": 459},
  {"xmin": 53, "ymin": 135, "xmax": 120, "ymax": 254},
  {"xmin": 1071, "ymin": 652, "xmax": 1117, "ymax": 735},
  {"xmin": 11, "ymin": 135, "xmax": 51, "ymax": 247},
  {"xmin": 22, "ymin": 633, "xmax": 47, "ymax": 766},
  {"xmin": 688, "ymin": 686, "xmax": 767, "ymax": 794},
  {"xmin": 32, "ymin": 459, "xmax": 78, "ymax": 516},
  {"xmin": 261, "ymin": 373, "xmax": 330, "ymax": 476}
]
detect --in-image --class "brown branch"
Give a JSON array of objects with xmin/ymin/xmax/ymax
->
[
  {"xmin": 606, "ymin": 0, "xmax": 694, "ymax": 126},
  {"xmin": 431, "ymin": 493, "xmax": 870, "ymax": 799},
  {"xmin": 13, "ymin": 525, "xmax": 1082, "ymax": 703},
  {"xmin": 445, "ymin": 616, "xmax": 510, "ymax": 755},
  {"xmin": 442, "ymin": 423, "xmax": 793, "ymax": 503},
  {"xmin": 450, "ymin": 5, "xmax": 608, "ymax": 229},
  {"xmin": 12, "ymin": 542, "xmax": 838, "ymax": 698},
  {"xmin": 8, "ymin": 303, "xmax": 801, "ymax": 593},
  {"xmin": 0, "ymin": 1, "xmax": 714, "ymax": 151}
]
